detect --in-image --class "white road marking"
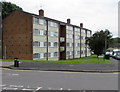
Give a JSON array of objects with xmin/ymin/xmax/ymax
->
[
  {"xmin": 11, "ymin": 74, "xmax": 19, "ymax": 76},
  {"xmin": 22, "ymin": 88, "xmax": 34, "ymax": 90},
  {"xmin": 9, "ymin": 85, "xmax": 23, "ymax": 88},
  {"xmin": 3, "ymin": 87, "xmax": 18, "ymax": 90},
  {"xmin": 36, "ymin": 87, "xmax": 42, "ymax": 91},
  {"xmin": 0, "ymin": 84, "xmax": 6, "ymax": 87}
]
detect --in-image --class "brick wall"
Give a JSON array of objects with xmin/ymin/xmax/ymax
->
[{"xmin": 2, "ymin": 10, "xmax": 33, "ymax": 60}]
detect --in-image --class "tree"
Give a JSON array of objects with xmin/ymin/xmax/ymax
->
[
  {"xmin": 86, "ymin": 29, "xmax": 112, "ymax": 57},
  {"xmin": 110, "ymin": 37, "xmax": 120, "ymax": 48},
  {"xmin": 1, "ymin": 1, "xmax": 23, "ymax": 19}
]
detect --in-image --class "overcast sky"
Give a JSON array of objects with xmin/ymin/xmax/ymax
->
[{"xmin": 5, "ymin": 0, "xmax": 119, "ymax": 37}]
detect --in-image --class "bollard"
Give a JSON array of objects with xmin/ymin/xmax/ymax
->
[{"xmin": 14, "ymin": 58, "xmax": 19, "ymax": 67}]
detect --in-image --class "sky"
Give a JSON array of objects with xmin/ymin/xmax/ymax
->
[{"xmin": 4, "ymin": 0, "xmax": 119, "ymax": 37}]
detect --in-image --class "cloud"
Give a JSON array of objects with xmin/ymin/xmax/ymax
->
[{"xmin": 6, "ymin": 0, "xmax": 119, "ymax": 37}]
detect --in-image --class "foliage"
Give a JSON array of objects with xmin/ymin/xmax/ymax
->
[
  {"xmin": 110, "ymin": 37, "xmax": 120, "ymax": 48},
  {"xmin": 1, "ymin": 1, "xmax": 23, "ymax": 19},
  {"xmin": 86, "ymin": 29, "xmax": 112, "ymax": 57}
]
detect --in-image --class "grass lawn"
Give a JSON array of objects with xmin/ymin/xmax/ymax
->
[{"xmin": 0, "ymin": 55, "xmax": 112, "ymax": 63}]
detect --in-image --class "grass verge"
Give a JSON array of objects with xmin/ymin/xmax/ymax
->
[{"xmin": 0, "ymin": 55, "xmax": 112, "ymax": 63}]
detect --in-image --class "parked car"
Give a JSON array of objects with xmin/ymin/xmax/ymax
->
[
  {"xmin": 114, "ymin": 51, "xmax": 120, "ymax": 60},
  {"xmin": 112, "ymin": 49, "xmax": 120, "ymax": 60}
]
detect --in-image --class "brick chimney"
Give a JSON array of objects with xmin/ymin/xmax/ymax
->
[
  {"xmin": 80, "ymin": 23, "xmax": 83, "ymax": 28},
  {"xmin": 39, "ymin": 9, "xmax": 44, "ymax": 17},
  {"xmin": 67, "ymin": 19, "xmax": 71, "ymax": 24}
]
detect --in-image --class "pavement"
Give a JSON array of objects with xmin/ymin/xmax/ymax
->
[{"xmin": 2, "ymin": 57, "xmax": 119, "ymax": 72}]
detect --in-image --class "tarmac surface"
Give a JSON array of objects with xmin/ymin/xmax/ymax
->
[{"xmin": 8, "ymin": 57, "xmax": 120, "ymax": 72}]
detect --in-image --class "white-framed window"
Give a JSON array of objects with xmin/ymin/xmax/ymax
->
[
  {"xmin": 40, "ymin": 42, "xmax": 44, "ymax": 47},
  {"xmin": 40, "ymin": 53, "xmax": 44, "ymax": 58},
  {"xmin": 43, "ymin": 31, "xmax": 47, "ymax": 35},
  {"xmin": 67, "ymin": 51, "xmax": 70, "ymax": 56},
  {"xmin": 44, "ymin": 42, "xmax": 47, "ymax": 47},
  {"xmin": 33, "ymin": 41, "xmax": 40, "ymax": 47},
  {"xmin": 33, "ymin": 29, "xmax": 39, "ymax": 35},
  {"xmin": 54, "ymin": 42, "xmax": 58, "ymax": 47},
  {"xmin": 54, "ymin": 52, "xmax": 58, "ymax": 57},
  {"xmin": 51, "ymin": 42, "xmax": 54, "ymax": 47},
  {"xmin": 69, "ymin": 43, "xmax": 72, "ymax": 47},
  {"xmin": 48, "ymin": 31, "xmax": 51, "ymax": 36},
  {"xmin": 40, "ymin": 30, "xmax": 44, "ymax": 35},
  {"xmin": 81, "ymin": 50, "xmax": 84, "ymax": 54},
  {"xmin": 75, "ymin": 35, "xmax": 80, "ymax": 39},
  {"xmin": 67, "ymin": 43, "xmax": 70, "ymax": 47},
  {"xmin": 77, "ymin": 51, "xmax": 80, "ymax": 55},
  {"xmin": 39, "ymin": 19, "xmax": 46, "ymax": 25},
  {"xmin": 77, "ymin": 43, "xmax": 80, "ymax": 47},
  {"xmin": 48, "ymin": 42, "xmax": 51, "ymax": 47},
  {"xmin": 48, "ymin": 21, "xmax": 58, "ymax": 27},
  {"xmin": 48, "ymin": 53, "xmax": 51, "ymax": 57},
  {"xmin": 75, "ymin": 27, "xmax": 80, "ymax": 32},
  {"xmin": 50, "ymin": 32, "xmax": 54, "ymax": 36},
  {"xmin": 81, "ymin": 29, "xmax": 86, "ymax": 34},
  {"xmin": 33, "ymin": 53, "xmax": 40, "ymax": 58},
  {"xmin": 75, "ymin": 51, "xmax": 77, "ymax": 55},
  {"xmin": 66, "ymin": 25, "xmax": 73, "ymax": 31},
  {"xmin": 33, "ymin": 17, "xmax": 39, "ymax": 24},
  {"xmin": 54, "ymin": 32, "xmax": 58, "ymax": 37},
  {"xmin": 81, "ymin": 36, "xmax": 85, "ymax": 40},
  {"xmin": 44, "ymin": 53, "xmax": 47, "ymax": 58},
  {"xmin": 70, "ymin": 51, "xmax": 72, "ymax": 55},
  {"xmin": 67, "ymin": 34, "xmax": 73, "ymax": 39}
]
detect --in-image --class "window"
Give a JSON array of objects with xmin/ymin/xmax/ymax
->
[
  {"xmin": 75, "ymin": 28, "xmax": 80, "ymax": 32},
  {"xmin": 48, "ymin": 21, "xmax": 58, "ymax": 27},
  {"xmin": 66, "ymin": 26, "xmax": 73, "ymax": 31},
  {"xmin": 40, "ymin": 30, "xmax": 44, "ymax": 35},
  {"xmin": 66, "ymin": 34, "xmax": 73, "ymax": 39},
  {"xmin": 67, "ymin": 43, "xmax": 70, "ymax": 47},
  {"xmin": 40, "ymin": 42, "xmax": 44, "ymax": 47},
  {"xmin": 48, "ymin": 53, "xmax": 51, "ymax": 57},
  {"xmin": 69, "ymin": 43, "xmax": 72, "ymax": 47},
  {"xmin": 81, "ymin": 50, "xmax": 84, "ymax": 54},
  {"xmin": 81, "ymin": 29, "xmax": 86, "ymax": 34},
  {"xmin": 77, "ymin": 43, "xmax": 80, "ymax": 47},
  {"xmin": 33, "ymin": 53, "xmax": 40, "ymax": 58},
  {"xmin": 48, "ymin": 42, "xmax": 51, "ymax": 47},
  {"xmin": 54, "ymin": 52, "xmax": 58, "ymax": 57},
  {"xmin": 48, "ymin": 31, "xmax": 51, "ymax": 36},
  {"xmin": 33, "ymin": 41, "xmax": 40, "ymax": 47},
  {"xmin": 39, "ymin": 19, "xmax": 46, "ymax": 25},
  {"xmin": 77, "ymin": 51, "xmax": 80, "ymax": 55},
  {"xmin": 33, "ymin": 29, "xmax": 39, "ymax": 35},
  {"xmin": 34, "ymin": 17, "xmax": 39, "ymax": 24},
  {"xmin": 81, "ymin": 36, "xmax": 84, "ymax": 39},
  {"xmin": 54, "ymin": 32, "xmax": 58, "ymax": 37},
  {"xmin": 44, "ymin": 53, "xmax": 47, "ymax": 58},
  {"xmin": 43, "ymin": 31, "xmax": 47, "ymax": 35},
  {"xmin": 44, "ymin": 42, "xmax": 47, "ymax": 47},
  {"xmin": 67, "ymin": 51, "xmax": 70, "ymax": 56},
  {"xmin": 54, "ymin": 42, "xmax": 58, "ymax": 47}
]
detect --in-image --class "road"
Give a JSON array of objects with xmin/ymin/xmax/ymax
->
[{"xmin": 1, "ymin": 68, "xmax": 119, "ymax": 91}]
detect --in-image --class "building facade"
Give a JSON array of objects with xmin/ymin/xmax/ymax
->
[{"xmin": 2, "ymin": 9, "xmax": 92, "ymax": 60}]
